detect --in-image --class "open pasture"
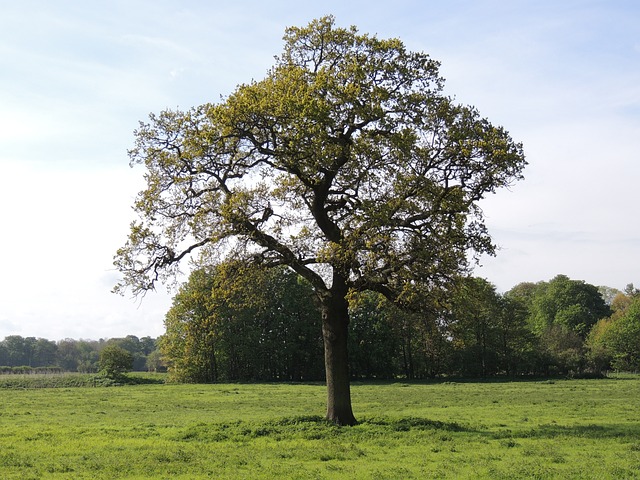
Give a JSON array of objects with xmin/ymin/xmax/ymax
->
[{"xmin": 1, "ymin": 376, "xmax": 639, "ymax": 478}]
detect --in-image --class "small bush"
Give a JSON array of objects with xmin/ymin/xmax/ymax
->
[{"xmin": 98, "ymin": 345, "xmax": 133, "ymax": 379}]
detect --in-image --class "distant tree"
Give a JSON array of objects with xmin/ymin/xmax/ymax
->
[
  {"xmin": 107, "ymin": 336, "xmax": 148, "ymax": 371},
  {"xmin": 161, "ymin": 268, "xmax": 219, "ymax": 383},
  {"xmin": 145, "ymin": 349, "xmax": 165, "ymax": 372},
  {"xmin": 408, "ymin": 310, "xmax": 454, "ymax": 379},
  {"xmin": 2, "ymin": 336, "xmax": 31, "ymax": 366},
  {"xmin": 447, "ymin": 278, "xmax": 505, "ymax": 376},
  {"xmin": 606, "ymin": 297, "xmax": 640, "ymax": 371},
  {"xmin": 611, "ymin": 292, "xmax": 633, "ymax": 314},
  {"xmin": 161, "ymin": 263, "xmax": 323, "ymax": 383},
  {"xmin": 371, "ymin": 277, "xmax": 537, "ymax": 379},
  {"xmin": 587, "ymin": 295, "xmax": 640, "ymax": 372},
  {"xmin": 504, "ymin": 275, "xmax": 611, "ymax": 375},
  {"xmin": 56, "ymin": 339, "xmax": 81, "ymax": 371},
  {"xmin": 529, "ymin": 275, "xmax": 610, "ymax": 337},
  {"xmin": 505, "ymin": 282, "xmax": 539, "ymax": 308},
  {"xmin": 598, "ymin": 286, "xmax": 622, "ymax": 306},
  {"xmin": 586, "ymin": 317, "xmax": 614, "ymax": 373},
  {"xmin": 348, "ymin": 292, "xmax": 399, "ymax": 379},
  {"xmin": 32, "ymin": 338, "xmax": 58, "ymax": 367},
  {"xmin": 99, "ymin": 345, "xmax": 133, "ymax": 378},
  {"xmin": 624, "ymin": 283, "xmax": 640, "ymax": 297},
  {"xmin": 114, "ymin": 17, "xmax": 526, "ymax": 424},
  {"xmin": 76, "ymin": 340, "xmax": 101, "ymax": 373},
  {"xmin": 139, "ymin": 336, "xmax": 157, "ymax": 355},
  {"xmin": 109, "ymin": 336, "xmax": 141, "ymax": 353},
  {"xmin": 0, "ymin": 341, "xmax": 7, "ymax": 366},
  {"xmin": 496, "ymin": 295, "xmax": 538, "ymax": 375},
  {"xmin": 538, "ymin": 324, "xmax": 585, "ymax": 375}
]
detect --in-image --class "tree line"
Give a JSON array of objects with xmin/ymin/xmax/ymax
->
[
  {"xmin": 0, "ymin": 335, "xmax": 162, "ymax": 373},
  {"xmin": 3, "ymin": 269, "xmax": 637, "ymax": 382},
  {"xmin": 160, "ymin": 263, "xmax": 640, "ymax": 382},
  {"xmin": 3, "ymin": 268, "xmax": 637, "ymax": 381}
]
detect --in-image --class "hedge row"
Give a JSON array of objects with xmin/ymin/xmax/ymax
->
[{"xmin": 0, "ymin": 366, "xmax": 64, "ymax": 375}]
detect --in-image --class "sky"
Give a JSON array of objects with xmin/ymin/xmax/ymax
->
[{"xmin": 1, "ymin": 0, "xmax": 638, "ymax": 341}]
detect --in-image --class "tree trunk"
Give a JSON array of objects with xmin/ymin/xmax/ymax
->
[{"xmin": 320, "ymin": 282, "xmax": 357, "ymax": 426}]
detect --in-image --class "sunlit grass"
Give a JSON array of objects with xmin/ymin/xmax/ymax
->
[{"xmin": 1, "ymin": 376, "xmax": 639, "ymax": 478}]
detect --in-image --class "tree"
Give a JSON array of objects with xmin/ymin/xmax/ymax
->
[
  {"xmin": 0, "ymin": 341, "xmax": 7, "ymax": 366},
  {"xmin": 538, "ymin": 324, "xmax": 585, "ymax": 375},
  {"xmin": 624, "ymin": 283, "xmax": 640, "ymax": 297},
  {"xmin": 530, "ymin": 275, "xmax": 610, "ymax": 337},
  {"xmin": 114, "ymin": 17, "xmax": 526, "ymax": 424},
  {"xmin": 2, "ymin": 336, "xmax": 33, "ymax": 366},
  {"xmin": 76, "ymin": 340, "xmax": 101, "ymax": 373},
  {"xmin": 161, "ymin": 262, "xmax": 323, "ymax": 383},
  {"xmin": 447, "ymin": 277, "xmax": 502, "ymax": 376},
  {"xmin": 145, "ymin": 349, "xmax": 165, "ymax": 372},
  {"xmin": 161, "ymin": 268, "xmax": 219, "ymax": 383},
  {"xmin": 33, "ymin": 338, "xmax": 58, "ymax": 367},
  {"xmin": 107, "ymin": 336, "xmax": 148, "ymax": 371},
  {"xmin": 505, "ymin": 275, "xmax": 611, "ymax": 375},
  {"xmin": 611, "ymin": 292, "xmax": 633, "ymax": 314},
  {"xmin": 348, "ymin": 292, "xmax": 399, "ymax": 379},
  {"xmin": 588, "ymin": 294, "xmax": 640, "ymax": 372},
  {"xmin": 98, "ymin": 344, "xmax": 133, "ymax": 379},
  {"xmin": 55, "ymin": 339, "xmax": 81, "ymax": 371},
  {"xmin": 139, "ymin": 336, "xmax": 157, "ymax": 355},
  {"xmin": 606, "ymin": 297, "xmax": 640, "ymax": 371},
  {"xmin": 496, "ymin": 295, "xmax": 537, "ymax": 375},
  {"xmin": 598, "ymin": 285, "xmax": 621, "ymax": 306}
]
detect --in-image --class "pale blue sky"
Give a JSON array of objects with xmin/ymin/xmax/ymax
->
[{"xmin": 1, "ymin": 1, "xmax": 638, "ymax": 339}]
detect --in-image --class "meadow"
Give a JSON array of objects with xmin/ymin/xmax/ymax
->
[{"xmin": 1, "ymin": 375, "xmax": 639, "ymax": 479}]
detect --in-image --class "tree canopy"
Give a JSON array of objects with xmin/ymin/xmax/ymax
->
[
  {"xmin": 526, "ymin": 274, "xmax": 611, "ymax": 337},
  {"xmin": 114, "ymin": 16, "xmax": 526, "ymax": 424}
]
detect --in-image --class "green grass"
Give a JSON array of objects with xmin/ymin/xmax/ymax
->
[{"xmin": 1, "ymin": 375, "xmax": 640, "ymax": 478}]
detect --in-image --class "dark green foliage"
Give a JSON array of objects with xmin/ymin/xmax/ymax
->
[
  {"xmin": 105, "ymin": 336, "xmax": 157, "ymax": 371},
  {"xmin": 161, "ymin": 264, "xmax": 325, "ymax": 383},
  {"xmin": 348, "ymin": 292, "xmax": 399, "ymax": 379},
  {"xmin": 0, "ymin": 336, "xmax": 42, "ymax": 366},
  {"xmin": 538, "ymin": 325, "xmax": 585, "ymax": 375},
  {"xmin": 98, "ymin": 345, "xmax": 134, "ymax": 379},
  {"xmin": 447, "ymin": 277, "xmax": 503, "ymax": 376},
  {"xmin": 160, "ymin": 268, "xmax": 219, "ymax": 383},
  {"xmin": 392, "ymin": 307, "xmax": 454, "ymax": 379}
]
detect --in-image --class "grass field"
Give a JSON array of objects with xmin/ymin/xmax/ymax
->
[{"xmin": 1, "ymin": 374, "xmax": 639, "ymax": 479}]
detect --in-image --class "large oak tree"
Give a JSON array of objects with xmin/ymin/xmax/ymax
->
[{"xmin": 114, "ymin": 16, "xmax": 526, "ymax": 425}]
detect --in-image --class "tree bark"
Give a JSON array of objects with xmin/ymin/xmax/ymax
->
[{"xmin": 320, "ymin": 280, "xmax": 357, "ymax": 426}]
